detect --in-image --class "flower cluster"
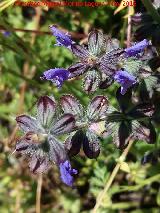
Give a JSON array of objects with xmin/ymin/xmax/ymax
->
[
  {"xmin": 41, "ymin": 26, "xmax": 153, "ymax": 96},
  {"xmin": 15, "ymin": 25, "xmax": 158, "ymax": 187},
  {"xmin": 61, "ymin": 95, "xmax": 108, "ymax": 158},
  {"xmin": 15, "ymin": 96, "xmax": 77, "ymax": 186}
]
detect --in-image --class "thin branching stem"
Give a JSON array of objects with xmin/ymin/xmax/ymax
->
[
  {"xmin": 127, "ymin": 7, "xmax": 132, "ymax": 48},
  {"xmin": 36, "ymin": 174, "xmax": 43, "ymax": 213},
  {"xmin": 92, "ymin": 140, "xmax": 134, "ymax": 213}
]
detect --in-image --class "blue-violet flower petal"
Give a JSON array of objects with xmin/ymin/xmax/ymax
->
[
  {"xmin": 2, "ymin": 31, "xmax": 11, "ymax": 37},
  {"xmin": 125, "ymin": 39, "xmax": 149, "ymax": 57},
  {"xmin": 114, "ymin": 70, "xmax": 137, "ymax": 95},
  {"xmin": 49, "ymin": 25, "xmax": 74, "ymax": 48},
  {"xmin": 41, "ymin": 68, "xmax": 69, "ymax": 88},
  {"xmin": 59, "ymin": 160, "xmax": 77, "ymax": 186}
]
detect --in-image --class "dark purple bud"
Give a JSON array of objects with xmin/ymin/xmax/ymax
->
[
  {"xmin": 49, "ymin": 25, "xmax": 74, "ymax": 48},
  {"xmin": 114, "ymin": 70, "xmax": 137, "ymax": 95},
  {"xmin": 59, "ymin": 160, "xmax": 77, "ymax": 186},
  {"xmin": 131, "ymin": 13, "xmax": 142, "ymax": 25},
  {"xmin": 141, "ymin": 152, "xmax": 153, "ymax": 165},
  {"xmin": 41, "ymin": 68, "xmax": 69, "ymax": 88},
  {"xmin": 125, "ymin": 39, "xmax": 150, "ymax": 57}
]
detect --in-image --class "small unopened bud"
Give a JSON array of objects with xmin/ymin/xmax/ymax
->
[{"xmin": 132, "ymin": 13, "xmax": 142, "ymax": 25}]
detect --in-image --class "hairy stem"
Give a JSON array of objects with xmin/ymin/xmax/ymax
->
[
  {"xmin": 92, "ymin": 140, "xmax": 134, "ymax": 213},
  {"xmin": 141, "ymin": 0, "xmax": 160, "ymax": 24}
]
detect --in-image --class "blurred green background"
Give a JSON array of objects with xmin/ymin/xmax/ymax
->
[{"xmin": 0, "ymin": 1, "xmax": 160, "ymax": 213}]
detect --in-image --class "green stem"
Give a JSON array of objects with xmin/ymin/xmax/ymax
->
[
  {"xmin": 92, "ymin": 140, "xmax": 134, "ymax": 213},
  {"xmin": 141, "ymin": 0, "xmax": 160, "ymax": 24}
]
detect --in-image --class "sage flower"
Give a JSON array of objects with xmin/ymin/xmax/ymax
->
[
  {"xmin": 60, "ymin": 94, "xmax": 108, "ymax": 158},
  {"xmin": 68, "ymin": 30, "xmax": 123, "ymax": 93},
  {"xmin": 15, "ymin": 96, "xmax": 76, "ymax": 185},
  {"xmin": 104, "ymin": 89, "xmax": 156, "ymax": 148},
  {"xmin": 50, "ymin": 25, "xmax": 74, "ymax": 48},
  {"xmin": 114, "ymin": 70, "xmax": 137, "ymax": 95},
  {"xmin": 41, "ymin": 68, "xmax": 70, "ymax": 88},
  {"xmin": 2, "ymin": 31, "xmax": 11, "ymax": 37},
  {"xmin": 125, "ymin": 39, "xmax": 150, "ymax": 57},
  {"xmin": 59, "ymin": 160, "xmax": 77, "ymax": 186}
]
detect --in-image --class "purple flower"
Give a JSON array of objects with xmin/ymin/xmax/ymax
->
[
  {"xmin": 2, "ymin": 31, "xmax": 11, "ymax": 37},
  {"xmin": 41, "ymin": 68, "xmax": 70, "ymax": 88},
  {"xmin": 49, "ymin": 25, "xmax": 74, "ymax": 48},
  {"xmin": 125, "ymin": 39, "xmax": 150, "ymax": 57},
  {"xmin": 15, "ymin": 96, "xmax": 75, "ymax": 174},
  {"xmin": 61, "ymin": 95, "xmax": 108, "ymax": 159},
  {"xmin": 59, "ymin": 160, "xmax": 77, "ymax": 186},
  {"xmin": 114, "ymin": 70, "xmax": 137, "ymax": 95}
]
